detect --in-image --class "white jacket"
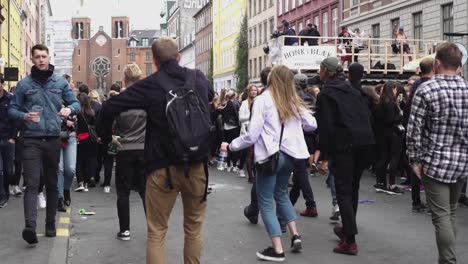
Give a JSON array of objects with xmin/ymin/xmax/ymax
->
[{"xmin": 239, "ymin": 100, "xmax": 250, "ymax": 135}]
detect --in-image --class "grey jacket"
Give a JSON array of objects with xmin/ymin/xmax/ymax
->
[{"xmin": 114, "ymin": 109, "xmax": 146, "ymax": 151}]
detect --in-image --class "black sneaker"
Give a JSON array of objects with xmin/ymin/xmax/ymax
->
[
  {"xmin": 374, "ymin": 183, "xmax": 387, "ymax": 193},
  {"xmin": 256, "ymin": 247, "xmax": 285, "ymax": 262},
  {"xmin": 244, "ymin": 206, "xmax": 258, "ymax": 224},
  {"xmin": 58, "ymin": 198, "xmax": 66, "ymax": 212},
  {"xmin": 459, "ymin": 196, "xmax": 468, "ymax": 207},
  {"xmin": 64, "ymin": 190, "xmax": 71, "ymax": 207},
  {"xmin": 412, "ymin": 203, "xmax": 428, "ymax": 212},
  {"xmin": 0, "ymin": 198, "xmax": 7, "ymax": 208},
  {"xmin": 290, "ymin": 234, "xmax": 302, "ymax": 253},
  {"xmin": 117, "ymin": 230, "xmax": 131, "ymax": 241},
  {"xmin": 387, "ymin": 186, "xmax": 404, "ymax": 195},
  {"xmin": 45, "ymin": 224, "xmax": 56, "ymax": 237},
  {"xmin": 22, "ymin": 227, "xmax": 38, "ymax": 244}
]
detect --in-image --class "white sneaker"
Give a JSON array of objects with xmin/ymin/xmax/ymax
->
[
  {"xmin": 239, "ymin": 170, "xmax": 246, "ymax": 178},
  {"xmin": 9, "ymin": 186, "xmax": 15, "ymax": 196},
  {"xmin": 84, "ymin": 183, "xmax": 89, "ymax": 192},
  {"xmin": 232, "ymin": 167, "xmax": 239, "ymax": 172},
  {"xmin": 104, "ymin": 186, "xmax": 111, "ymax": 193},
  {"xmin": 226, "ymin": 166, "xmax": 233, "ymax": 172},
  {"xmin": 14, "ymin": 185, "xmax": 23, "ymax": 196},
  {"xmin": 38, "ymin": 192, "xmax": 46, "ymax": 209},
  {"xmin": 74, "ymin": 182, "xmax": 85, "ymax": 192}
]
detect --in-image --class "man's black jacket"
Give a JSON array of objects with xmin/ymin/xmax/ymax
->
[
  {"xmin": 97, "ymin": 59, "xmax": 214, "ymax": 174},
  {"xmin": 316, "ymin": 77, "xmax": 375, "ymax": 159}
]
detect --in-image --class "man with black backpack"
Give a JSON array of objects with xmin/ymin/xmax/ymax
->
[{"xmin": 97, "ymin": 37, "xmax": 214, "ymax": 264}]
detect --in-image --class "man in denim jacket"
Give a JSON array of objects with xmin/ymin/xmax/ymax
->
[{"xmin": 9, "ymin": 44, "xmax": 80, "ymax": 244}]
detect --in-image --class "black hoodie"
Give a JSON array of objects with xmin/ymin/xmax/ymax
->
[
  {"xmin": 97, "ymin": 59, "xmax": 214, "ymax": 174},
  {"xmin": 316, "ymin": 76, "xmax": 375, "ymax": 158}
]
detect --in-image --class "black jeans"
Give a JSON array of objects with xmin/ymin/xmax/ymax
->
[
  {"xmin": 22, "ymin": 137, "xmax": 61, "ymax": 229},
  {"xmin": 290, "ymin": 159, "xmax": 316, "ymax": 209},
  {"xmin": 13, "ymin": 138, "xmax": 23, "ymax": 186},
  {"xmin": 224, "ymin": 128, "xmax": 240, "ymax": 167},
  {"xmin": 332, "ymin": 145, "xmax": 374, "ymax": 239},
  {"xmin": 0, "ymin": 139, "xmax": 15, "ymax": 201},
  {"xmin": 115, "ymin": 150, "xmax": 146, "ymax": 232},
  {"xmin": 77, "ymin": 142, "xmax": 98, "ymax": 184},
  {"xmin": 103, "ymin": 153, "xmax": 114, "ymax": 186},
  {"xmin": 376, "ymin": 132, "xmax": 403, "ymax": 186}
]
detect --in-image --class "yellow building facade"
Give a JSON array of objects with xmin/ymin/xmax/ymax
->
[
  {"xmin": 1, "ymin": 0, "xmax": 23, "ymax": 88},
  {"xmin": 212, "ymin": 0, "xmax": 245, "ymax": 91}
]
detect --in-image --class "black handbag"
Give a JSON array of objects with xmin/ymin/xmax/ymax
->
[
  {"xmin": 80, "ymin": 113, "xmax": 99, "ymax": 144},
  {"xmin": 255, "ymin": 124, "xmax": 284, "ymax": 175}
]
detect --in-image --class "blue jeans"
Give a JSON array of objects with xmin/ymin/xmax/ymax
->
[
  {"xmin": 0, "ymin": 139, "xmax": 15, "ymax": 201},
  {"xmin": 58, "ymin": 136, "xmax": 77, "ymax": 199},
  {"xmin": 256, "ymin": 152, "xmax": 296, "ymax": 238},
  {"xmin": 329, "ymin": 160, "xmax": 337, "ymax": 207}
]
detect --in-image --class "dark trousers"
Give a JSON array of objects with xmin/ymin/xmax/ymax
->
[
  {"xmin": 22, "ymin": 137, "xmax": 61, "ymax": 229},
  {"xmin": 13, "ymin": 138, "xmax": 23, "ymax": 186},
  {"xmin": 77, "ymin": 143, "xmax": 98, "ymax": 184},
  {"xmin": 411, "ymin": 169, "xmax": 422, "ymax": 205},
  {"xmin": 290, "ymin": 159, "xmax": 316, "ymax": 209},
  {"xmin": 224, "ymin": 128, "xmax": 240, "ymax": 167},
  {"xmin": 376, "ymin": 132, "xmax": 403, "ymax": 186},
  {"xmin": 103, "ymin": 153, "xmax": 114, "ymax": 186},
  {"xmin": 332, "ymin": 145, "xmax": 373, "ymax": 238},
  {"xmin": 0, "ymin": 139, "xmax": 15, "ymax": 201},
  {"xmin": 115, "ymin": 150, "xmax": 146, "ymax": 232}
]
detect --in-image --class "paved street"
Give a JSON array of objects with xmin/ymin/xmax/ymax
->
[{"xmin": 1, "ymin": 169, "xmax": 468, "ymax": 264}]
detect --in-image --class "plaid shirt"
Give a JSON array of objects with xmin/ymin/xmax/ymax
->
[{"xmin": 407, "ymin": 75, "xmax": 468, "ymax": 183}]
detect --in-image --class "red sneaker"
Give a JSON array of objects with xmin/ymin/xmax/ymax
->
[
  {"xmin": 300, "ymin": 208, "xmax": 318, "ymax": 217},
  {"xmin": 333, "ymin": 224, "xmax": 345, "ymax": 243},
  {"xmin": 333, "ymin": 241, "xmax": 358, "ymax": 255}
]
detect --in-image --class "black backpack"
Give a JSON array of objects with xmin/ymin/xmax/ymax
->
[{"xmin": 160, "ymin": 68, "xmax": 212, "ymax": 201}]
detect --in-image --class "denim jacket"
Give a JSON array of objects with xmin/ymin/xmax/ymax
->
[{"xmin": 8, "ymin": 74, "xmax": 80, "ymax": 138}]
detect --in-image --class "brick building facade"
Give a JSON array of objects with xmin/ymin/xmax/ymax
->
[
  {"xmin": 194, "ymin": 0, "xmax": 212, "ymax": 76},
  {"xmin": 277, "ymin": 0, "xmax": 340, "ymax": 42},
  {"xmin": 72, "ymin": 17, "xmax": 159, "ymax": 94}
]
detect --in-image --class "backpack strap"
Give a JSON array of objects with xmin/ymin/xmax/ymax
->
[
  {"xmin": 201, "ymin": 161, "xmax": 209, "ymax": 202},
  {"xmin": 165, "ymin": 167, "xmax": 174, "ymax": 189}
]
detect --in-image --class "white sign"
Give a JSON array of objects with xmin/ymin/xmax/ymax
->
[{"xmin": 281, "ymin": 46, "xmax": 337, "ymax": 70}]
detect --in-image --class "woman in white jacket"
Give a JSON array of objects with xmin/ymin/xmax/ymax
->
[
  {"xmin": 221, "ymin": 65, "xmax": 317, "ymax": 262},
  {"xmin": 237, "ymin": 84, "xmax": 258, "ymax": 180}
]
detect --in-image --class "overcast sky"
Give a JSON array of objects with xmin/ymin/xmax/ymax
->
[{"xmin": 50, "ymin": 0, "xmax": 162, "ymax": 35}]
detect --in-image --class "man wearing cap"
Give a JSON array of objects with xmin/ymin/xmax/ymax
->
[
  {"xmin": 299, "ymin": 24, "xmax": 321, "ymax": 46},
  {"xmin": 316, "ymin": 57, "xmax": 375, "ymax": 255},
  {"xmin": 281, "ymin": 20, "xmax": 298, "ymax": 46}
]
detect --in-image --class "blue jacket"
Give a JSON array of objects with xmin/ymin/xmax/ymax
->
[
  {"xmin": 0, "ymin": 92, "xmax": 19, "ymax": 140},
  {"xmin": 8, "ymin": 73, "xmax": 80, "ymax": 138}
]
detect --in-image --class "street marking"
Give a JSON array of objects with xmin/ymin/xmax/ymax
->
[
  {"xmin": 66, "ymin": 208, "xmax": 71, "ymax": 214},
  {"xmin": 37, "ymin": 233, "xmax": 44, "ymax": 237},
  {"xmin": 57, "ymin": 228, "xmax": 69, "ymax": 237},
  {"xmin": 59, "ymin": 217, "xmax": 70, "ymax": 224}
]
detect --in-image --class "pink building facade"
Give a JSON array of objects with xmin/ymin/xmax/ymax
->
[{"xmin": 277, "ymin": 0, "xmax": 340, "ymax": 42}]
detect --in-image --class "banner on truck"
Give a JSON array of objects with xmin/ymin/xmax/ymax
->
[{"xmin": 281, "ymin": 45, "xmax": 337, "ymax": 70}]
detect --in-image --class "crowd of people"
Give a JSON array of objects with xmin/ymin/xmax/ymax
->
[{"xmin": 0, "ymin": 38, "xmax": 466, "ymax": 264}]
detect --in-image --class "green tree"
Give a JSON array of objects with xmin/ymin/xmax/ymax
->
[
  {"xmin": 207, "ymin": 48, "xmax": 214, "ymax": 86},
  {"xmin": 234, "ymin": 14, "xmax": 248, "ymax": 92}
]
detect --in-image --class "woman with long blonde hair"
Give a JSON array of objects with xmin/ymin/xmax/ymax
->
[{"xmin": 222, "ymin": 65, "xmax": 317, "ymax": 261}]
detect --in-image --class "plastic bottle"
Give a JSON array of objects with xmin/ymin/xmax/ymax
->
[{"xmin": 217, "ymin": 149, "xmax": 228, "ymax": 171}]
